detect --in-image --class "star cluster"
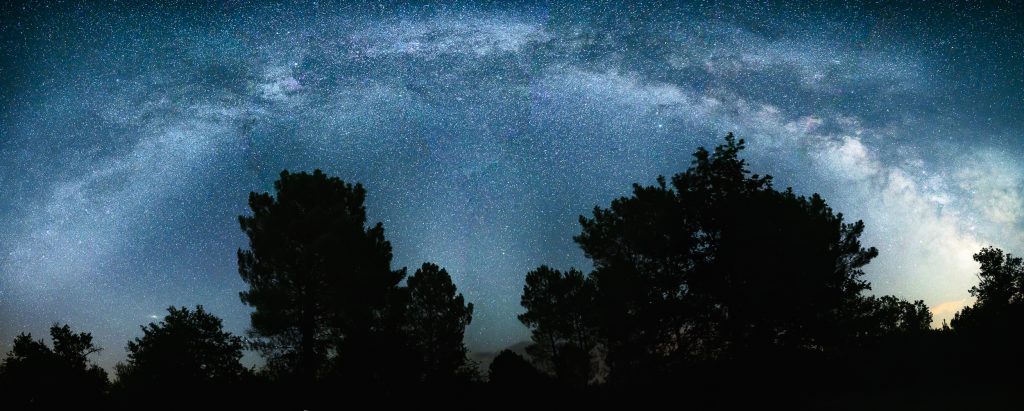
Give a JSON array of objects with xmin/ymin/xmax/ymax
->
[{"xmin": 1, "ymin": 1, "xmax": 1022, "ymax": 370}]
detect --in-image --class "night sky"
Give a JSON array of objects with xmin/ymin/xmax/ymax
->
[{"xmin": 2, "ymin": 1, "xmax": 1022, "ymax": 370}]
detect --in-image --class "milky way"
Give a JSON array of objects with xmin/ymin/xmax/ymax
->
[{"xmin": 2, "ymin": 1, "xmax": 1022, "ymax": 370}]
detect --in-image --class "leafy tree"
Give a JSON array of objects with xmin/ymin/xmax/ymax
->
[
  {"xmin": 967, "ymin": 247, "xmax": 1024, "ymax": 308},
  {"xmin": 705, "ymin": 188, "xmax": 878, "ymax": 354},
  {"xmin": 518, "ymin": 266, "xmax": 597, "ymax": 387},
  {"xmin": 854, "ymin": 296, "xmax": 932, "ymax": 339},
  {"xmin": 114, "ymin": 305, "xmax": 248, "ymax": 396},
  {"xmin": 570, "ymin": 133, "xmax": 882, "ymax": 381},
  {"xmin": 237, "ymin": 169, "xmax": 405, "ymax": 382},
  {"xmin": 940, "ymin": 247, "xmax": 1024, "ymax": 391},
  {"xmin": 0, "ymin": 324, "xmax": 109, "ymax": 408},
  {"xmin": 951, "ymin": 247, "xmax": 1024, "ymax": 333},
  {"xmin": 403, "ymin": 262, "xmax": 475, "ymax": 383}
]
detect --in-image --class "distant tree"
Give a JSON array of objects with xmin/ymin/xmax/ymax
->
[
  {"xmin": 488, "ymin": 349, "xmax": 547, "ymax": 389},
  {"xmin": 854, "ymin": 296, "xmax": 932, "ymax": 340},
  {"xmin": 518, "ymin": 266, "xmax": 597, "ymax": 387},
  {"xmin": 570, "ymin": 133, "xmax": 882, "ymax": 381},
  {"xmin": 114, "ymin": 305, "xmax": 248, "ymax": 398},
  {"xmin": 0, "ymin": 324, "xmax": 109, "ymax": 408},
  {"xmin": 237, "ymin": 169, "xmax": 405, "ymax": 382},
  {"xmin": 403, "ymin": 262, "xmax": 475, "ymax": 383}
]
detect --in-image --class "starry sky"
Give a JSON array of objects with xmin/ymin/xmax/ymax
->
[{"xmin": 1, "ymin": 1, "xmax": 1022, "ymax": 370}]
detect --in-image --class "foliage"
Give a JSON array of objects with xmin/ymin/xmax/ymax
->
[
  {"xmin": 488, "ymin": 349, "xmax": 547, "ymax": 389},
  {"xmin": 403, "ymin": 262, "xmax": 475, "ymax": 383},
  {"xmin": 0, "ymin": 324, "xmax": 109, "ymax": 408},
  {"xmin": 237, "ymin": 169, "xmax": 405, "ymax": 382},
  {"xmin": 525, "ymin": 133, "xmax": 924, "ymax": 384},
  {"xmin": 115, "ymin": 306, "xmax": 248, "ymax": 392},
  {"xmin": 519, "ymin": 265, "xmax": 597, "ymax": 386}
]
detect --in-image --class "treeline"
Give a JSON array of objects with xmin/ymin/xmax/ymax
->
[{"xmin": 2, "ymin": 134, "xmax": 1023, "ymax": 408}]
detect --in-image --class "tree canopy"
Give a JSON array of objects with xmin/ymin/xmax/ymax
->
[
  {"xmin": 403, "ymin": 262, "xmax": 475, "ymax": 383},
  {"xmin": 950, "ymin": 247, "xmax": 1024, "ymax": 333},
  {"xmin": 237, "ymin": 169, "xmax": 405, "ymax": 382},
  {"xmin": 115, "ymin": 306, "xmax": 248, "ymax": 394},
  {"xmin": 518, "ymin": 265, "xmax": 596, "ymax": 387},
  {"xmin": 0, "ymin": 324, "xmax": 109, "ymax": 408},
  {"xmin": 523, "ymin": 133, "xmax": 928, "ymax": 384},
  {"xmin": 236, "ymin": 169, "xmax": 477, "ymax": 396}
]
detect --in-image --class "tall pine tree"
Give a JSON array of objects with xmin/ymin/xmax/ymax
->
[{"xmin": 237, "ymin": 169, "xmax": 404, "ymax": 383}]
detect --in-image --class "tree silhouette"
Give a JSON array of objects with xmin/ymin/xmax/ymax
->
[
  {"xmin": 563, "ymin": 133, "xmax": 900, "ymax": 382},
  {"xmin": 114, "ymin": 305, "xmax": 249, "ymax": 402},
  {"xmin": 518, "ymin": 265, "xmax": 597, "ymax": 387},
  {"xmin": 0, "ymin": 324, "xmax": 109, "ymax": 408},
  {"xmin": 705, "ymin": 188, "xmax": 878, "ymax": 354},
  {"xmin": 403, "ymin": 262, "xmax": 475, "ymax": 384},
  {"xmin": 963, "ymin": 247, "xmax": 1024, "ymax": 309},
  {"xmin": 237, "ymin": 169, "xmax": 405, "ymax": 383},
  {"xmin": 855, "ymin": 295, "xmax": 932, "ymax": 338},
  {"xmin": 488, "ymin": 349, "xmax": 548, "ymax": 390},
  {"xmin": 949, "ymin": 246, "xmax": 1024, "ymax": 370},
  {"xmin": 950, "ymin": 247, "xmax": 1024, "ymax": 334}
]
